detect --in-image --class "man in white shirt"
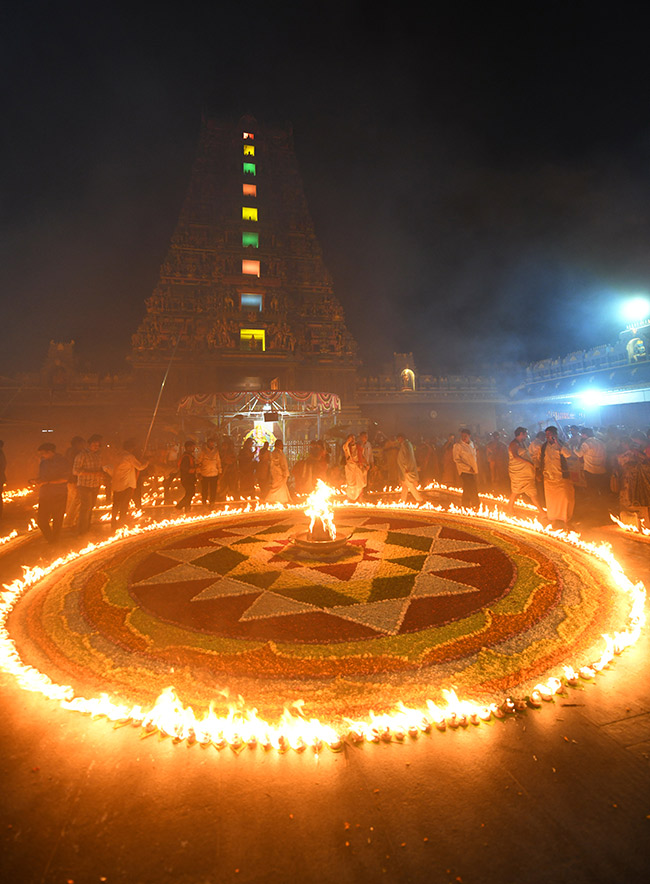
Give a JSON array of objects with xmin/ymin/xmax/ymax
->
[
  {"xmin": 266, "ymin": 439, "xmax": 291, "ymax": 504},
  {"xmin": 453, "ymin": 428, "xmax": 479, "ymax": 508},
  {"xmin": 506, "ymin": 427, "xmax": 544, "ymax": 516},
  {"xmin": 196, "ymin": 437, "xmax": 222, "ymax": 506},
  {"xmin": 110, "ymin": 439, "xmax": 149, "ymax": 530},
  {"xmin": 577, "ymin": 427, "xmax": 608, "ymax": 499},
  {"xmin": 396, "ymin": 433, "xmax": 423, "ymax": 503}
]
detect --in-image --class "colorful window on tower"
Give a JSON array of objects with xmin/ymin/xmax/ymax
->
[
  {"xmin": 242, "ymin": 231, "xmax": 259, "ymax": 248},
  {"xmin": 243, "ymin": 163, "xmax": 256, "ymax": 176},
  {"xmin": 240, "ymin": 329, "xmax": 265, "ymax": 351},
  {"xmin": 242, "ymin": 183, "xmax": 257, "ymax": 197},
  {"xmin": 240, "ymin": 293, "xmax": 263, "ymax": 311},
  {"xmin": 243, "ymin": 144, "xmax": 255, "ymax": 156},
  {"xmin": 242, "ymin": 259, "xmax": 260, "ymax": 277},
  {"xmin": 243, "ymin": 132, "xmax": 254, "ymax": 140},
  {"xmin": 242, "ymin": 207, "xmax": 258, "ymax": 222}
]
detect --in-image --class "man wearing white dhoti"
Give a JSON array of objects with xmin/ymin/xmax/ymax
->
[
  {"xmin": 540, "ymin": 426, "xmax": 574, "ymax": 527},
  {"xmin": 452, "ymin": 428, "xmax": 479, "ymax": 508},
  {"xmin": 266, "ymin": 440, "xmax": 291, "ymax": 504},
  {"xmin": 506, "ymin": 427, "xmax": 544, "ymax": 516},
  {"xmin": 397, "ymin": 433, "xmax": 424, "ymax": 503},
  {"xmin": 343, "ymin": 434, "xmax": 366, "ymax": 501}
]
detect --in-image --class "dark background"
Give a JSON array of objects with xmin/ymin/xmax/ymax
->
[{"xmin": 2, "ymin": 2, "xmax": 650, "ymax": 375}]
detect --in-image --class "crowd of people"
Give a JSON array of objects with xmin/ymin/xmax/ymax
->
[
  {"xmin": 1, "ymin": 422, "xmax": 649, "ymax": 543},
  {"xmin": 416, "ymin": 424, "xmax": 650, "ymax": 528},
  {"xmin": 332, "ymin": 424, "xmax": 650, "ymax": 528}
]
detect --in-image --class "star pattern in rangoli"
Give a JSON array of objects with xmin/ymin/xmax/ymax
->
[{"xmin": 132, "ymin": 516, "xmax": 495, "ymax": 635}]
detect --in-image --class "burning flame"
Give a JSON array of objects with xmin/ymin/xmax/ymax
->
[
  {"xmin": 3, "ymin": 487, "xmax": 34, "ymax": 503},
  {"xmin": 610, "ymin": 513, "xmax": 650, "ymax": 538},
  {"xmin": 304, "ymin": 479, "xmax": 337, "ymax": 540},
  {"xmin": 0, "ymin": 496, "xmax": 646, "ymax": 756}
]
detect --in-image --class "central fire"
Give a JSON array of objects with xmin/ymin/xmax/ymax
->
[
  {"xmin": 293, "ymin": 480, "xmax": 351, "ymax": 557},
  {"xmin": 305, "ymin": 479, "xmax": 337, "ymax": 541}
]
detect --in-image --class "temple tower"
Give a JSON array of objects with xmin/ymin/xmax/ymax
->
[{"xmin": 132, "ymin": 113, "xmax": 358, "ymax": 402}]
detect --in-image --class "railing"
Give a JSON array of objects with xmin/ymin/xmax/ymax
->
[
  {"xmin": 285, "ymin": 440, "xmax": 312, "ymax": 466},
  {"xmin": 525, "ymin": 350, "xmax": 637, "ymax": 382},
  {"xmin": 356, "ymin": 376, "xmax": 496, "ymax": 392}
]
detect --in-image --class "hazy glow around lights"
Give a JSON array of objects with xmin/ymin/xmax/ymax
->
[
  {"xmin": 622, "ymin": 295, "xmax": 650, "ymax": 322},
  {"xmin": 580, "ymin": 389, "xmax": 604, "ymax": 407}
]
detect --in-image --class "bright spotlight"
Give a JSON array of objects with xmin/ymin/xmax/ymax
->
[
  {"xmin": 580, "ymin": 389, "xmax": 603, "ymax": 408},
  {"xmin": 622, "ymin": 295, "xmax": 650, "ymax": 323}
]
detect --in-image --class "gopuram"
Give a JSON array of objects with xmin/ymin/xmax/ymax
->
[{"xmin": 132, "ymin": 114, "xmax": 358, "ymax": 406}]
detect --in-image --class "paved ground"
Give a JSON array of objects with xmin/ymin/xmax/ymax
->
[{"xmin": 1, "ymin": 498, "xmax": 649, "ymax": 884}]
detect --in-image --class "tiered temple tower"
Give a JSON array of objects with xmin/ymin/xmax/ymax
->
[{"xmin": 132, "ymin": 113, "xmax": 358, "ymax": 403}]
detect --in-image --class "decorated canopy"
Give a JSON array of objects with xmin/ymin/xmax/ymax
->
[{"xmin": 177, "ymin": 391, "xmax": 341, "ymax": 417}]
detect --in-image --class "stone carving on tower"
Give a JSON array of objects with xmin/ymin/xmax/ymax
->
[{"xmin": 132, "ymin": 113, "xmax": 358, "ymax": 400}]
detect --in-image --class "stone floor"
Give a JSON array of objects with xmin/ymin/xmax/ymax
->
[{"xmin": 0, "ymin": 498, "xmax": 649, "ymax": 884}]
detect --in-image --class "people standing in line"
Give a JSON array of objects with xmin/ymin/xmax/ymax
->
[
  {"xmin": 397, "ymin": 432, "xmax": 424, "ymax": 503},
  {"xmin": 0, "ymin": 440, "xmax": 6, "ymax": 519},
  {"xmin": 540, "ymin": 426, "xmax": 575, "ymax": 528},
  {"xmin": 197, "ymin": 437, "xmax": 222, "ymax": 506},
  {"xmin": 452, "ymin": 428, "xmax": 479, "ymax": 508},
  {"xmin": 110, "ymin": 439, "xmax": 149, "ymax": 531},
  {"xmin": 266, "ymin": 439, "xmax": 291, "ymax": 504},
  {"xmin": 506, "ymin": 427, "xmax": 545, "ymax": 517},
  {"xmin": 73, "ymin": 434, "xmax": 106, "ymax": 535},
  {"xmin": 34, "ymin": 442, "xmax": 68, "ymax": 542},
  {"xmin": 64, "ymin": 435, "xmax": 85, "ymax": 529},
  {"xmin": 176, "ymin": 440, "xmax": 197, "ymax": 512}
]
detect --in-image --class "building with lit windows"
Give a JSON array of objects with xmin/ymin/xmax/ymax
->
[{"xmin": 131, "ymin": 114, "xmax": 359, "ymax": 408}]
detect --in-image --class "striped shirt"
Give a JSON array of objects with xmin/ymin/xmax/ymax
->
[{"xmin": 73, "ymin": 448, "xmax": 105, "ymax": 488}]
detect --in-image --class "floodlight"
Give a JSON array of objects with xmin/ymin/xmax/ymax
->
[
  {"xmin": 622, "ymin": 295, "xmax": 650, "ymax": 323},
  {"xmin": 580, "ymin": 389, "xmax": 603, "ymax": 408}
]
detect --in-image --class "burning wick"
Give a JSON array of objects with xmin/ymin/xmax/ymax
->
[{"xmin": 304, "ymin": 479, "xmax": 337, "ymax": 541}]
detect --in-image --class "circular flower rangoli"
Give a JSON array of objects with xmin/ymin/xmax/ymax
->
[{"xmin": 8, "ymin": 508, "xmax": 630, "ymax": 725}]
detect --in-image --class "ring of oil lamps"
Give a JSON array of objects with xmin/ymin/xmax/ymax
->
[{"xmin": 0, "ymin": 499, "xmax": 645, "ymax": 754}]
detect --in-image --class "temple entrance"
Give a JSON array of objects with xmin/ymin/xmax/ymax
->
[{"xmin": 177, "ymin": 390, "xmax": 341, "ymax": 462}]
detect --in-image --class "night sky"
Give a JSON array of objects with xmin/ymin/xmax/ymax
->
[{"xmin": 3, "ymin": 4, "xmax": 650, "ymax": 377}]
